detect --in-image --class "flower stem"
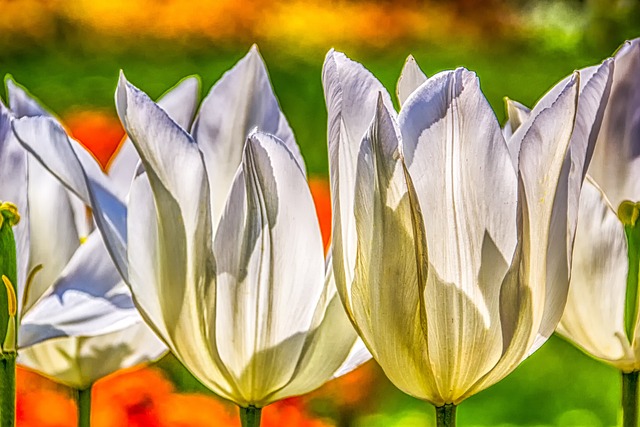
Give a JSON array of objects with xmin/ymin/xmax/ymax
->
[
  {"xmin": 77, "ymin": 386, "xmax": 92, "ymax": 427},
  {"xmin": 0, "ymin": 353, "xmax": 16, "ymax": 427},
  {"xmin": 623, "ymin": 371, "xmax": 639, "ymax": 427},
  {"xmin": 239, "ymin": 405, "xmax": 262, "ymax": 427},
  {"xmin": 435, "ymin": 403, "xmax": 456, "ymax": 427}
]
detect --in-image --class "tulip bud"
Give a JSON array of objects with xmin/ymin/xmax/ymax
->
[
  {"xmin": 618, "ymin": 200, "xmax": 640, "ymax": 341},
  {"xmin": 0, "ymin": 202, "xmax": 19, "ymax": 356}
]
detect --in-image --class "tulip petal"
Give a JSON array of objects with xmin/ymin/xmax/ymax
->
[
  {"xmin": 266, "ymin": 257, "xmax": 369, "ymax": 402},
  {"xmin": 463, "ymin": 177, "xmax": 533, "ymax": 398},
  {"xmin": 212, "ymin": 132, "xmax": 325, "ymax": 406},
  {"xmin": 119, "ymin": 77, "xmax": 239, "ymax": 401},
  {"xmin": 6, "ymin": 79, "xmax": 49, "ymax": 118},
  {"xmin": 12, "ymin": 116, "xmax": 129, "ymax": 281},
  {"xmin": 557, "ymin": 178, "xmax": 632, "ymax": 367},
  {"xmin": 501, "ymin": 98, "xmax": 530, "ymax": 141},
  {"xmin": 587, "ymin": 38, "xmax": 640, "ymax": 209},
  {"xmin": 6, "ymin": 79, "xmax": 94, "ymax": 243},
  {"xmin": 19, "ymin": 231, "xmax": 139, "ymax": 348},
  {"xmin": 19, "ymin": 321, "xmax": 166, "ymax": 390},
  {"xmin": 516, "ymin": 75, "xmax": 579, "ymax": 352},
  {"xmin": 0, "ymin": 102, "xmax": 29, "ymax": 306},
  {"xmin": 399, "ymin": 68, "xmax": 518, "ymax": 401},
  {"xmin": 109, "ymin": 76, "xmax": 201, "ymax": 198},
  {"xmin": 22, "ymin": 155, "xmax": 81, "ymax": 313},
  {"xmin": 331, "ymin": 338, "xmax": 372, "ymax": 379},
  {"xmin": 193, "ymin": 46, "xmax": 302, "ymax": 230},
  {"xmin": 127, "ymin": 171, "xmax": 237, "ymax": 402},
  {"xmin": 322, "ymin": 50, "xmax": 394, "ymax": 301},
  {"xmin": 347, "ymin": 96, "xmax": 442, "ymax": 403},
  {"xmin": 397, "ymin": 55, "xmax": 428, "ymax": 107}
]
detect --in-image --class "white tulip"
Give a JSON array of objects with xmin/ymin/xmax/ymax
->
[
  {"xmin": 553, "ymin": 39, "xmax": 640, "ymax": 372},
  {"xmin": 322, "ymin": 49, "xmax": 613, "ymax": 415},
  {"xmin": 12, "ymin": 46, "xmax": 369, "ymax": 412},
  {"xmin": 0, "ymin": 79, "xmax": 180, "ymax": 388}
]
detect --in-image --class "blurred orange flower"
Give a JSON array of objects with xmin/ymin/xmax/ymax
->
[
  {"xmin": 64, "ymin": 110, "xmax": 124, "ymax": 170},
  {"xmin": 17, "ymin": 365, "xmax": 334, "ymax": 426},
  {"xmin": 263, "ymin": 398, "xmax": 334, "ymax": 427},
  {"xmin": 157, "ymin": 393, "xmax": 236, "ymax": 426},
  {"xmin": 17, "ymin": 366, "xmax": 76, "ymax": 427},
  {"xmin": 17, "ymin": 388, "xmax": 76, "ymax": 427},
  {"xmin": 92, "ymin": 366, "xmax": 173, "ymax": 427},
  {"xmin": 308, "ymin": 177, "xmax": 332, "ymax": 252},
  {"xmin": 306, "ymin": 361, "xmax": 381, "ymax": 425}
]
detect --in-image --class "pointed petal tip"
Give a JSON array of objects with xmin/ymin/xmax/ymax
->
[
  {"xmin": 245, "ymin": 44, "xmax": 264, "ymax": 63},
  {"xmin": 618, "ymin": 37, "xmax": 640, "ymax": 56},
  {"xmin": 4, "ymin": 75, "xmax": 15, "ymax": 88},
  {"xmin": 117, "ymin": 70, "xmax": 129, "ymax": 89},
  {"xmin": 115, "ymin": 72, "xmax": 129, "ymax": 113},
  {"xmin": 5, "ymin": 77, "xmax": 22, "ymax": 99}
]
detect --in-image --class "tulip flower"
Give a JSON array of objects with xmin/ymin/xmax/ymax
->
[
  {"xmin": 12, "ymin": 46, "xmax": 370, "ymax": 427},
  {"xmin": 525, "ymin": 38, "xmax": 640, "ymax": 427},
  {"xmin": 0, "ymin": 79, "xmax": 201, "ymax": 425},
  {"xmin": 322, "ymin": 50, "xmax": 613, "ymax": 426}
]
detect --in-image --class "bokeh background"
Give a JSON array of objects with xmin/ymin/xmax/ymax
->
[{"xmin": 1, "ymin": 0, "xmax": 639, "ymax": 425}]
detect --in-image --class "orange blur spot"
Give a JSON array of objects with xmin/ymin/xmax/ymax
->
[
  {"xmin": 64, "ymin": 110, "xmax": 125, "ymax": 170},
  {"xmin": 308, "ymin": 177, "xmax": 332, "ymax": 252},
  {"xmin": 92, "ymin": 366, "xmax": 173, "ymax": 427},
  {"xmin": 157, "ymin": 393, "xmax": 236, "ymax": 426}
]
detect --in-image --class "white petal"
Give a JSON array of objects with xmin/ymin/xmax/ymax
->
[
  {"xmin": 532, "ymin": 60, "xmax": 613, "ymax": 351},
  {"xmin": 155, "ymin": 76, "xmax": 201, "ymax": 131},
  {"xmin": 19, "ymin": 232, "xmax": 138, "ymax": 348},
  {"xmin": 108, "ymin": 76, "xmax": 201, "ymax": 199},
  {"xmin": 116, "ymin": 74, "xmax": 210, "ymax": 239},
  {"xmin": 127, "ymin": 171, "xmax": 238, "ymax": 402},
  {"xmin": 517, "ymin": 75, "xmax": 579, "ymax": 352},
  {"xmin": 587, "ymin": 38, "xmax": 640, "ymax": 209},
  {"xmin": 120, "ymin": 78, "xmax": 237, "ymax": 400},
  {"xmin": 557, "ymin": 178, "xmax": 632, "ymax": 367},
  {"xmin": 266, "ymin": 256, "xmax": 369, "ymax": 403},
  {"xmin": 212, "ymin": 132, "xmax": 325, "ymax": 405},
  {"xmin": 501, "ymin": 98, "xmax": 531, "ymax": 142},
  {"xmin": 347, "ymin": 97, "xmax": 442, "ymax": 403},
  {"xmin": 193, "ymin": 46, "xmax": 302, "ymax": 230},
  {"xmin": 12, "ymin": 116, "xmax": 129, "ymax": 281},
  {"xmin": 22, "ymin": 155, "xmax": 81, "ymax": 313},
  {"xmin": 0, "ymin": 102, "xmax": 30, "ymax": 303},
  {"xmin": 322, "ymin": 50, "xmax": 394, "ymax": 310},
  {"xmin": 6, "ymin": 79, "xmax": 94, "ymax": 243},
  {"xmin": 18, "ymin": 321, "xmax": 166, "ymax": 389},
  {"xmin": 331, "ymin": 338, "xmax": 372, "ymax": 379},
  {"xmin": 399, "ymin": 68, "xmax": 518, "ymax": 401},
  {"xmin": 6, "ymin": 79, "xmax": 49, "ymax": 118},
  {"xmin": 397, "ymin": 55, "xmax": 428, "ymax": 107}
]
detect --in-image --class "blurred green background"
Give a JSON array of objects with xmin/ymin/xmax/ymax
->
[{"xmin": 1, "ymin": 0, "xmax": 638, "ymax": 425}]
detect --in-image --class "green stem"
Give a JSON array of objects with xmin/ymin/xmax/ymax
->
[
  {"xmin": 435, "ymin": 403, "xmax": 456, "ymax": 427},
  {"xmin": 77, "ymin": 385, "xmax": 92, "ymax": 427},
  {"xmin": 623, "ymin": 371, "xmax": 639, "ymax": 427},
  {"xmin": 0, "ymin": 354, "xmax": 15, "ymax": 427},
  {"xmin": 239, "ymin": 405, "xmax": 262, "ymax": 427}
]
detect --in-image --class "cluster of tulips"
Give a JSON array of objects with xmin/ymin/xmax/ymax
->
[{"xmin": 0, "ymin": 36, "xmax": 638, "ymax": 427}]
